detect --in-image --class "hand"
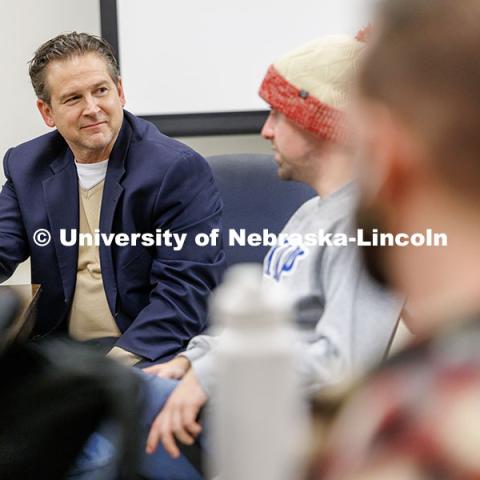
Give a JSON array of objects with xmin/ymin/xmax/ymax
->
[
  {"xmin": 143, "ymin": 356, "xmax": 191, "ymax": 380},
  {"xmin": 146, "ymin": 370, "xmax": 208, "ymax": 458}
]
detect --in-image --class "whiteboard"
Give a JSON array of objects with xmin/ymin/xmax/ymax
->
[{"xmin": 116, "ymin": 0, "xmax": 371, "ymax": 117}]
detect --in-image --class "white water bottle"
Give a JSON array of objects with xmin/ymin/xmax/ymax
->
[{"xmin": 208, "ymin": 264, "xmax": 306, "ymax": 480}]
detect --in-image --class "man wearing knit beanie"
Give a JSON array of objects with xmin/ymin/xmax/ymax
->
[{"xmin": 138, "ymin": 34, "xmax": 403, "ymax": 474}]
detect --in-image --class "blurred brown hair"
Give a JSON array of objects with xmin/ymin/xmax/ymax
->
[{"xmin": 359, "ymin": 0, "xmax": 480, "ymax": 200}]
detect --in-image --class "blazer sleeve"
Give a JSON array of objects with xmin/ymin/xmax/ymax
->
[
  {"xmin": 0, "ymin": 149, "xmax": 30, "ymax": 281},
  {"xmin": 115, "ymin": 149, "xmax": 226, "ymax": 361}
]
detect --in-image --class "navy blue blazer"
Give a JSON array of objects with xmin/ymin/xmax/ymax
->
[{"xmin": 0, "ymin": 110, "xmax": 225, "ymax": 361}]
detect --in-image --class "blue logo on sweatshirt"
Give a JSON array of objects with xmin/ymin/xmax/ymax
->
[{"xmin": 264, "ymin": 242, "xmax": 305, "ymax": 282}]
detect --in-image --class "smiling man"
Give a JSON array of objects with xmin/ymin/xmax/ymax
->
[{"xmin": 0, "ymin": 32, "xmax": 225, "ymax": 365}]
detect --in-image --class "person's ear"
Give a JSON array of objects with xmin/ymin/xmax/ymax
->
[
  {"xmin": 37, "ymin": 99, "xmax": 56, "ymax": 128},
  {"xmin": 360, "ymin": 103, "xmax": 418, "ymax": 207},
  {"xmin": 117, "ymin": 77, "xmax": 126, "ymax": 107},
  {"xmin": 380, "ymin": 107, "xmax": 423, "ymax": 206}
]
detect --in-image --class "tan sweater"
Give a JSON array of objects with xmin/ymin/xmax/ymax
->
[{"xmin": 68, "ymin": 181, "xmax": 140, "ymax": 366}]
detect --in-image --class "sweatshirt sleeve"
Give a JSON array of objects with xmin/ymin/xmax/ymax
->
[
  {"xmin": 191, "ymin": 351, "xmax": 217, "ymax": 396},
  {"xmin": 293, "ymin": 218, "xmax": 403, "ymax": 392},
  {"xmin": 179, "ymin": 333, "xmax": 220, "ymax": 364},
  {"xmin": 189, "ymin": 214, "xmax": 403, "ymax": 397}
]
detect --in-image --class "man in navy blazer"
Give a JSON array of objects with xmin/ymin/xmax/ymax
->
[{"xmin": 0, "ymin": 32, "xmax": 225, "ymax": 364}]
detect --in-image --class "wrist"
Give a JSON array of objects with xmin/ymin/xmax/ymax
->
[{"xmin": 176, "ymin": 354, "xmax": 191, "ymax": 370}]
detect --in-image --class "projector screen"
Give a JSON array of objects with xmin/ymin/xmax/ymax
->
[{"xmin": 100, "ymin": 0, "xmax": 371, "ymax": 136}]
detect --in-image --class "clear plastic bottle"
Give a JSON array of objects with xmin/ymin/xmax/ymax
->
[{"xmin": 208, "ymin": 264, "xmax": 306, "ymax": 480}]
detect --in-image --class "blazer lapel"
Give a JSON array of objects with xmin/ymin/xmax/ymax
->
[
  {"xmin": 42, "ymin": 147, "xmax": 79, "ymax": 303},
  {"xmin": 99, "ymin": 118, "xmax": 131, "ymax": 314}
]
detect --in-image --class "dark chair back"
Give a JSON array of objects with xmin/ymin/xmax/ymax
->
[
  {"xmin": 0, "ymin": 290, "xmax": 141, "ymax": 480},
  {"xmin": 207, "ymin": 154, "xmax": 316, "ymax": 267}
]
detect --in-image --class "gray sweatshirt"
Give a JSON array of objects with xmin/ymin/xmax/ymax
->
[{"xmin": 182, "ymin": 182, "xmax": 403, "ymax": 395}]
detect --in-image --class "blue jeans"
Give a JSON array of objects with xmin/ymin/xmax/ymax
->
[{"xmin": 69, "ymin": 372, "xmax": 203, "ymax": 480}]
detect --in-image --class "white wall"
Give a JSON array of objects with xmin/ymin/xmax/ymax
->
[
  {"xmin": 0, "ymin": 0, "xmax": 101, "ymax": 284},
  {"xmin": 117, "ymin": 0, "xmax": 368, "ymax": 115},
  {"xmin": 0, "ymin": 0, "xmax": 101, "ymax": 161}
]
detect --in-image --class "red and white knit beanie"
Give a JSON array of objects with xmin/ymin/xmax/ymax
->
[{"xmin": 259, "ymin": 35, "xmax": 366, "ymax": 144}]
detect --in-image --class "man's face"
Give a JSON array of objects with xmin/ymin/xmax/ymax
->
[
  {"xmin": 37, "ymin": 52, "xmax": 125, "ymax": 160},
  {"xmin": 261, "ymin": 109, "xmax": 319, "ymax": 182}
]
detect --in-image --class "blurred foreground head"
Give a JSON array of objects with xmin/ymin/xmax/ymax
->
[
  {"xmin": 306, "ymin": 7, "xmax": 480, "ymax": 478},
  {"xmin": 354, "ymin": 0, "xmax": 480, "ymax": 330}
]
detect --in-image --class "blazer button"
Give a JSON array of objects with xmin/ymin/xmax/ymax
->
[{"xmin": 114, "ymin": 312, "xmax": 119, "ymax": 319}]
